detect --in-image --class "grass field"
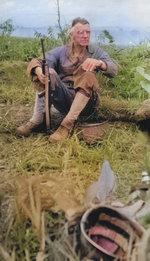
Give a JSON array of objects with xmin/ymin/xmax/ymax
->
[{"xmin": 0, "ymin": 35, "xmax": 150, "ymax": 260}]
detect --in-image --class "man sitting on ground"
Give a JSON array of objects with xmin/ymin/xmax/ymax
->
[{"xmin": 16, "ymin": 17, "xmax": 118, "ymax": 142}]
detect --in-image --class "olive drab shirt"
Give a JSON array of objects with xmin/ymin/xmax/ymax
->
[{"xmin": 27, "ymin": 44, "xmax": 118, "ymax": 94}]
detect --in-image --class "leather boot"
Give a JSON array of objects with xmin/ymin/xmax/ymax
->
[
  {"xmin": 49, "ymin": 91, "xmax": 90, "ymax": 142},
  {"xmin": 16, "ymin": 121, "xmax": 39, "ymax": 136}
]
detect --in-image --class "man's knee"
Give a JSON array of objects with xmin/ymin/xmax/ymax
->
[
  {"xmin": 83, "ymin": 71, "xmax": 98, "ymax": 85},
  {"xmin": 74, "ymin": 71, "xmax": 99, "ymax": 97},
  {"xmin": 49, "ymin": 68, "xmax": 57, "ymax": 76},
  {"xmin": 84, "ymin": 71, "xmax": 96, "ymax": 78}
]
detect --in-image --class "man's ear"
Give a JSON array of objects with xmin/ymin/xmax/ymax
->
[{"xmin": 70, "ymin": 26, "xmax": 75, "ymax": 36}]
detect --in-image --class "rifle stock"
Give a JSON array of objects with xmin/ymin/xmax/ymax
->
[{"xmin": 41, "ymin": 39, "xmax": 51, "ymax": 134}]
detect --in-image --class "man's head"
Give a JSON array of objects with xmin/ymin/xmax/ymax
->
[{"xmin": 70, "ymin": 17, "xmax": 91, "ymax": 47}]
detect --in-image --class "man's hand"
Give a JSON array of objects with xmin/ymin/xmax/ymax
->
[
  {"xmin": 35, "ymin": 67, "xmax": 46, "ymax": 84},
  {"xmin": 81, "ymin": 58, "xmax": 107, "ymax": 72}
]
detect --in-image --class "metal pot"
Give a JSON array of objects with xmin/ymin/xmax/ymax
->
[{"xmin": 77, "ymin": 120, "xmax": 109, "ymax": 143}]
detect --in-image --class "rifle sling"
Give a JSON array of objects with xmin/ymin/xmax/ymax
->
[{"xmin": 45, "ymin": 64, "xmax": 51, "ymax": 134}]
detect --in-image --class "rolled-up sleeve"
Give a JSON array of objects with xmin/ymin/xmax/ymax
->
[
  {"xmin": 27, "ymin": 58, "xmax": 42, "ymax": 79},
  {"xmin": 26, "ymin": 58, "xmax": 45, "ymax": 92}
]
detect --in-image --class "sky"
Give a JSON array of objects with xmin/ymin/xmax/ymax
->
[{"xmin": 1, "ymin": 0, "xmax": 150, "ymax": 30}]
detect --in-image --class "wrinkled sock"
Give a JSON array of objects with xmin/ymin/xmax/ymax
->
[{"xmin": 30, "ymin": 93, "xmax": 45, "ymax": 125}]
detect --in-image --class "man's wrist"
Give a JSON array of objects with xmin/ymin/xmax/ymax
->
[
  {"xmin": 99, "ymin": 60, "xmax": 104, "ymax": 67},
  {"xmin": 35, "ymin": 66, "xmax": 41, "ymax": 75},
  {"xmin": 99, "ymin": 60, "xmax": 107, "ymax": 71}
]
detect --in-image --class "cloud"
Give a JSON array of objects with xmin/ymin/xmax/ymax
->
[
  {"xmin": 0, "ymin": 0, "xmax": 57, "ymax": 27},
  {"xmin": 0, "ymin": 0, "xmax": 150, "ymax": 29},
  {"xmin": 59, "ymin": 0, "xmax": 150, "ymax": 29}
]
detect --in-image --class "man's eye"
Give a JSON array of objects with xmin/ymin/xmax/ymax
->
[{"xmin": 77, "ymin": 30, "xmax": 91, "ymax": 35}]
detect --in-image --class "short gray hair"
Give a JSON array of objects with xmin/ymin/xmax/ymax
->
[{"xmin": 71, "ymin": 17, "xmax": 89, "ymax": 27}]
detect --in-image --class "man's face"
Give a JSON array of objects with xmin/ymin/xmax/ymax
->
[{"xmin": 70, "ymin": 23, "xmax": 91, "ymax": 47}]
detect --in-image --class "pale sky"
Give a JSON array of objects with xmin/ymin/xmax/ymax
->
[{"xmin": 0, "ymin": 0, "xmax": 150, "ymax": 30}]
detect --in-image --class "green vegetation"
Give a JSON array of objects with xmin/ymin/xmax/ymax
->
[
  {"xmin": 0, "ymin": 34, "xmax": 62, "ymax": 62},
  {"xmin": 1, "ymin": 28, "xmax": 150, "ymax": 101},
  {"xmin": 0, "ymin": 19, "xmax": 14, "ymax": 36},
  {"xmin": 1, "ymin": 21, "xmax": 150, "ymax": 260}
]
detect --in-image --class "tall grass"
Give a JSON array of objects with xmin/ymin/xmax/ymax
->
[
  {"xmin": 1, "ymin": 35, "xmax": 150, "ymax": 102},
  {"xmin": 1, "ymin": 34, "xmax": 150, "ymax": 260},
  {"xmin": 97, "ymin": 43, "xmax": 150, "ymax": 101},
  {"xmin": 0, "ymin": 34, "xmax": 62, "ymax": 61}
]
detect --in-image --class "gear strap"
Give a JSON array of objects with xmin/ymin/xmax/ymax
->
[{"xmin": 88, "ymin": 225, "xmax": 128, "ymax": 252}]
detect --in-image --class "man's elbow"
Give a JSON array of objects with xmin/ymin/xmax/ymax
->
[
  {"xmin": 106, "ymin": 61, "xmax": 118, "ymax": 77},
  {"xmin": 112, "ymin": 66, "xmax": 118, "ymax": 77}
]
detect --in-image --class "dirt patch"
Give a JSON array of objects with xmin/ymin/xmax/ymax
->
[
  {"xmin": 10, "ymin": 104, "xmax": 33, "ymax": 126},
  {"xmin": 4, "ymin": 103, "xmax": 66, "ymax": 134}
]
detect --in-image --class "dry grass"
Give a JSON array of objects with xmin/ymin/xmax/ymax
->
[
  {"xmin": 0, "ymin": 60, "xmax": 149, "ymax": 260},
  {"xmin": 0, "ymin": 123, "xmax": 148, "ymax": 260},
  {"xmin": 0, "ymin": 123, "xmax": 147, "ymax": 199}
]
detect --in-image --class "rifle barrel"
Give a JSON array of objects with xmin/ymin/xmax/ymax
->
[
  {"xmin": 41, "ymin": 38, "xmax": 46, "ymax": 60},
  {"xmin": 41, "ymin": 38, "xmax": 51, "ymax": 133}
]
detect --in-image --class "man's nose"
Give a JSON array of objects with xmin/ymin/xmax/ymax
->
[{"xmin": 83, "ymin": 31, "xmax": 89, "ymax": 37}]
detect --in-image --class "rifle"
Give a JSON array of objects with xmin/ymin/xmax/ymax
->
[{"xmin": 41, "ymin": 38, "xmax": 51, "ymax": 135}]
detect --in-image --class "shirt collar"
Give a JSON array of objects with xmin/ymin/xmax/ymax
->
[{"xmin": 66, "ymin": 44, "xmax": 93, "ymax": 57}]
